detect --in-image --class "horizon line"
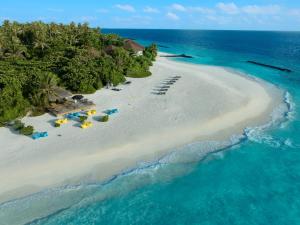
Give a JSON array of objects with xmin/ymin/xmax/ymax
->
[
  {"xmin": 1, "ymin": 20, "xmax": 299, "ymax": 32},
  {"xmin": 102, "ymin": 27, "xmax": 300, "ymax": 33}
]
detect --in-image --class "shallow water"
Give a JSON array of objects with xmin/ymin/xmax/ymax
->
[{"xmin": 1, "ymin": 30, "xmax": 300, "ymax": 225}]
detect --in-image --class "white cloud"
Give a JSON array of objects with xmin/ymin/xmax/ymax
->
[
  {"xmin": 190, "ymin": 7, "xmax": 215, "ymax": 14},
  {"xmin": 216, "ymin": 2, "xmax": 239, "ymax": 14},
  {"xmin": 166, "ymin": 12, "xmax": 180, "ymax": 21},
  {"xmin": 242, "ymin": 5, "xmax": 281, "ymax": 15},
  {"xmin": 144, "ymin": 6, "xmax": 159, "ymax": 13},
  {"xmin": 115, "ymin": 4, "xmax": 135, "ymax": 12},
  {"xmin": 171, "ymin": 4, "xmax": 186, "ymax": 12}
]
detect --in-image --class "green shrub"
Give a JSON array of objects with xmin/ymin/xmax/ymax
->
[
  {"xmin": 20, "ymin": 126, "xmax": 34, "ymax": 136},
  {"xmin": 79, "ymin": 116, "xmax": 88, "ymax": 122},
  {"xmin": 101, "ymin": 115, "xmax": 109, "ymax": 122},
  {"xmin": 54, "ymin": 123, "xmax": 61, "ymax": 127},
  {"xmin": 13, "ymin": 120, "xmax": 25, "ymax": 131},
  {"xmin": 126, "ymin": 69, "xmax": 151, "ymax": 78}
]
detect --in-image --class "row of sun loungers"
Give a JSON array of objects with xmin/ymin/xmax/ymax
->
[{"xmin": 152, "ymin": 76, "xmax": 181, "ymax": 95}]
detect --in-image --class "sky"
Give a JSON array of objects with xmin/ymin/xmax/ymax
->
[{"xmin": 0, "ymin": 0, "xmax": 300, "ymax": 31}]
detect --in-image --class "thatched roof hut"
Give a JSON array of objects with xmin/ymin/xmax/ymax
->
[
  {"xmin": 49, "ymin": 87, "xmax": 72, "ymax": 102},
  {"xmin": 124, "ymin": 39, "xmax": 144, "ymax": 55}
]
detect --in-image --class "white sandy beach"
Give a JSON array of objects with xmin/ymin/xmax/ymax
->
[{"xmin": 0, "ymin": 55, "xmax": 283, "ymax": 203}]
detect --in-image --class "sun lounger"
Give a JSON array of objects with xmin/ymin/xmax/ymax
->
[
  {"xmin": 105, "ymin": 108, "xmax": 119, "ymax": 115},
  {"xmin": 160, "ymin": 86, "xmax": 170, "ymax": 88},
  {"xmin": 87, "ymin": 109, "xmax": 97, "ymax": 116},
  {"xmin": 32, "ymin": 133, "xmax": 40, "ymax": 140},
  {"xmin": 123, "ymin": 81, "xmax": 132, "ymax": 85},
  {"xmin": 56, "ymin": 118, "xmax": 68, "ymax": 125},
  {"xmin": 112, "ymin": 88, "xmax": 122, "ymax": 91},
  {"xmin": 81, "ymin": 121, "xmax": 93, "ymax": 129},
  {"xmin": 32, "ymin": 132, "xmax": 48, "ymax": 140},
  {"xmin": 65, "ymin": 112, "xmax": 81, "ymax": 119},
  {"xmin": 40, "ymin": 132, "xmax": 48, "ymax": 137}
]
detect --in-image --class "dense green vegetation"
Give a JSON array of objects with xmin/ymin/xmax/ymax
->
[{"xmin": 0, "ymin": 21, "xmax": 157, "ymax": 125}]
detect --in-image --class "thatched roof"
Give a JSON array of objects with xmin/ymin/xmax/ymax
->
[
  {"xmin": 124, "ymin": 39, "xmax": 144, "ymax": 53},
  {"xmin": 49, "ymin": 87, "xmax": 72, "ymax": 102},
  {"xmin": 48, "ymin": 100, "xmax": 95, "ymax": 117}
]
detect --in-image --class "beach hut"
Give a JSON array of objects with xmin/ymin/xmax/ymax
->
[
  {"xmin": 47, "ymin": 98, "xmax": 96, "ymax": 117},
  {"xmin": 48, "ymin": 87, "xmax": 72, "ymax": 103},
  {"xmin": 124, "ymin": 39, "xmax": 144, "ymax": 56}
]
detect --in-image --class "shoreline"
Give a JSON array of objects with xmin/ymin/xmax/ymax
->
[{"xmin": 0, "ymin": 55, "xmax": 286, "ymax": 205}]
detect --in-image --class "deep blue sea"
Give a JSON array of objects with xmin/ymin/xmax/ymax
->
[{"xmin": 1, "ymin": 30, "xmax": 300, "ymax": 225}]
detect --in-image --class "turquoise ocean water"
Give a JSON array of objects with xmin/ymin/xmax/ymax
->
[{"xmin": 1, "ymin": 30, "xmax": 300, "ymax": 225}]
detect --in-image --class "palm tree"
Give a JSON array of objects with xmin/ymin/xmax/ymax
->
[
  {"xmin": 39, "ymin": 72, "xmax": 58, "ymax": 103},
  {"xmin": 31, "ymin": 72, "xmax": 58, "ymax": 107},
  {"xmin": 0, "ymin": 20, "xmax": 27, "ymax": 58},
  {"xmin": 32, "ymin": 22, "xmax": 49, "ymax": 56}
]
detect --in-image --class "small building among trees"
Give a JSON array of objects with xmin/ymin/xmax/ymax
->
[
  {"xmin": 49, "ymin": 87, "xmax": 73, "ymax": 103},
  {"xmin": 124, "ymin": 39, "xmax": 145, "ymax": 56}
]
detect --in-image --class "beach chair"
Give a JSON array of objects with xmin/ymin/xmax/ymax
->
[
  {"xmin": 32, "ymin": 132, "xmax": 41, "ymax": 140},
  {"xmin": 81, "ymin": 121, "xmax": 93, "ymax": 129},
  {"xmin": 105, "ymin": 109, "xmax": 119, "ymax": 115},
  {"xmin": 87, "ymin": 110, "xmax": 97, "ymax": 116},
  {"xmin": 56, "ymin": 118, "xmax": 68, "ymax": 125},
  {"xmin": 111, "ymin": 109, "xmax": 118, "ymax": 113},
  {"xmin": 32, "ymin": 132, "xmax": 48, "ymax": 140},
  {"xmin": 66, "ymin": 112, "xmax": 81, "ymax": 120},
  {"xmin": 112, "ymin": 88, "xmax": 122, "ymax": 91},
  {"xmin": 73, "ymin": 112, "xmax": 81, "ymax": 117},
  {"xmin": 123, "ymin": 81, "xmax": 132, "ymax": 85},
  {"xmin": 40, "ymin": 132, "xmax": 48, "ymax": 138}
]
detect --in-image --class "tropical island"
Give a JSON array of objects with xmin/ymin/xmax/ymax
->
[
  {"xmin": 0, "ymin": 21, "xmax": 285, "ymax": 221},
  {"xmin": 0, "ymin": 21, "xmax": 157, "ymax": 127}
]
